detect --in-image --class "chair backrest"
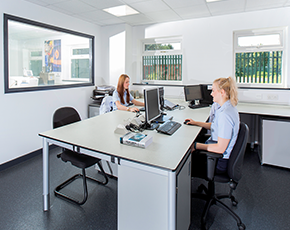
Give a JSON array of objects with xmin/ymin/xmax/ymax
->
[
  {"xmin": 227, "ymin": 122, "xmax": 249, "ymax": 182},
  {"xmin": 53, "ymin": 107, "xmax": 81, "ymax": 129},
  {"xmin": 99, "ymin": 96, "xmax": 114, "ymax": 115}
]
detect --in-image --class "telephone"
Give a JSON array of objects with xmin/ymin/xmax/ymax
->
[
  {"xmin": 114, "ymin": 115, "xmax": 145, "ymax": 134},
  {"xmin": 164, "ymin": 99, "xmax": 178, "ymax": 110}
]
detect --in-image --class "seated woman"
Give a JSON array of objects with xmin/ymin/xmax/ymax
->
[
  {"xmin": 113, "ymin": 74, "xmax": 144, "ymax": 112},
  {"xmin": 192, "ymin": 102, "xmax": 220, "ymax": 143},
  {"xmin": 185, "ymin": 77, "xmax": 239, "ymax": 174}
]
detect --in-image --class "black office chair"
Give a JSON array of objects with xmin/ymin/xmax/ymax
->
[
  {"xmin": 53, "ymin": 107, "xmax": 108, "ymax": 205},
  {"xmin": 191, "ymin": 122, "xmax": 249, "ymax": 230}
]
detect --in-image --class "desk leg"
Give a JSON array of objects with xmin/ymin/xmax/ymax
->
[{"xmin": 43, "ymin": 138, "xmax": 50, "ymax": 211}]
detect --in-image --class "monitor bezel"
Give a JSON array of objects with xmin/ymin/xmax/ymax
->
[
  {"xmin": 144, "ymin": 87, "xmax": 161, "ymax": 125},
  {"xmin": 158, "ymin": 86, "xmax": 164, "ymax": 110}
]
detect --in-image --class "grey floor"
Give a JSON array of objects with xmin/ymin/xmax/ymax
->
[{"xmin": 0, "ymin": 146, "xmax": 290, "ymax": 230}]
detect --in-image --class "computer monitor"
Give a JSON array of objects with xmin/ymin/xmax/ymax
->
[
  {"xmin": 143, "ymin": 88, "xmax": 161, "ymax": 129},
  {"xmin": 184, "ymin": 85, "xmax": 203, "ymax": 104},
  {"xmin": 200, "ymin": 84, "xmax": 213, "ymax": 105}
]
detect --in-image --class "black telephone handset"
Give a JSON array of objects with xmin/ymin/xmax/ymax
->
[{"xmin": 126, "ymin": 123, "xmax": 140, "ymax": 132}]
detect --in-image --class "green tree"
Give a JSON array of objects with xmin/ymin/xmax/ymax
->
[{"xmin": 145, "ymin": 44, "xmax": 174, "ymax": 51}]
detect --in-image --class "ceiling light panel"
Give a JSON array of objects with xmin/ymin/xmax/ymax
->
[{"xmin": 103, "ymin": 5, "xmax": 139, "ymax": 17}]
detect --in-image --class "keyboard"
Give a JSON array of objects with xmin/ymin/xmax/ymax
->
[
  {"xmin": 157, "ymin": 120, "xmax": 181, "ymax": 135},
  {"xmin": 188, "ymin": 104, "xmax": 209, "ymax": 109}
]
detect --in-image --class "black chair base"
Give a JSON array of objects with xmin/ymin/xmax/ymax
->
[
  {"xmin": 54, "ymin": 165, "xmax": 108, "ymax": 205},
  {"xmin": 192, "ymin": 182, "xmax": 246, "ymax": 230}
]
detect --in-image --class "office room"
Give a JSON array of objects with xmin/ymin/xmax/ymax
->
[{"xmin": 1, "ymin": 0, "xmax": 290, "ymax": 229}]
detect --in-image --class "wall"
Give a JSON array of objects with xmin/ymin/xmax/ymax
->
[
  {"xmin": 100, "ymin": 24, "xmax": 135, "ymax": 87},
  {"xmin": 126, "ymin": 7, "xmax": 290, "ymax": 104},
  {"xmin": 100, "ymin": 24, "xmax": 128, "ymax": 86},
  {"xmin": 0, "ymin": 0, "xmax": 101, "ymax": 165}
]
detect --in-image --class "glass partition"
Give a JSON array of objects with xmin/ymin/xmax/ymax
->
[{"xmin": 4, "ymin": 14, "xmax": 94, "ymax": 93}]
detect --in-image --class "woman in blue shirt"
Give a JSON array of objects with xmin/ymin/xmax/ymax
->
[
  {"xmin": 185, "ymin": 77, "xmax": 239, "ymax": 174},
  {"xmin": 113, "ymin": 74, "xmax": 144, "ymax": 112}
]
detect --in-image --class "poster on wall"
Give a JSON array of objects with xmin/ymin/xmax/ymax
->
[{"xmin": 44, "ymin": 39, "xmax": 61, "ymax": 72}]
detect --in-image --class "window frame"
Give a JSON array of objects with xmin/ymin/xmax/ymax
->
[
  {"xmin": 141, "ymin": 36, "xmax": 183, "ymax": 84},
  {"xmin": 4, "ymin": 14, "xmax": 95, "ymax": 93},
  {"xmin": 233, "ymin": 27, "xmax": 287, "ymax": 88}
]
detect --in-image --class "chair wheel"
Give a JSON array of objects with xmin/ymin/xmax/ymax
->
[
  {"xmin": 231, "ymin": 197, "xmax": 238, "ymax": 206},
  {"xmin": 238, "ymin": 223, "xmax": 246, "ymax": 230},
  {"xmin": 232, "ymin": 200, "xmax": 238, "ymax": 206}
]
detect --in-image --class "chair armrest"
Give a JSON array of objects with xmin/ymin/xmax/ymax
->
[
  {"xmin": 197, "ymin": 151, "xmax": 223, "ymax": 180},
  {"xmin": 199, "ymin": 151, "xmax": 223, "ymax": 159}
]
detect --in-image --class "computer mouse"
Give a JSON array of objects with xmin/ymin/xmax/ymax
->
[{"xmin": 184, "ymin": 120, "xmax": 190, "ymax": 125}]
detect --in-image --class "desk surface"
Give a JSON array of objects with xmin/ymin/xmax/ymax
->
[
  {"xmin": 40, "ymin": 100, "xmax": 289, "ymax": 171},
  {"xmin": 238, "ymin": 102, "xmax": 290, "ymax": 117},
  {"xmin": 40, "ymin": 104, "xmax": 210, "ymax": 171}
]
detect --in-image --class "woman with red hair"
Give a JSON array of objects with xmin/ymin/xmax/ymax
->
[{"xmin": 112, "ymin": 74, "xmax": 144, "ymax": 112}]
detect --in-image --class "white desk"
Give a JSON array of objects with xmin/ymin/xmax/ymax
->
[
  {"xmin": 238, "ymin": 102, "xmax": 290, "ymax": 118},
  {"xmin": 238, "ymin": 102, "xmax": 290, "ymax": 168},
  {"xmin": 39, "ymin": 104, "xmax": 210, "ymax": 230}
]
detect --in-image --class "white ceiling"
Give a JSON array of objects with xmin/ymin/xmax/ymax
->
[{"xmin": 24, "ymin": 0, "xmax": 290, "ymax": 27}]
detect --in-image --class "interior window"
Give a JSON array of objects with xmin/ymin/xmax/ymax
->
[{"xmin": 4, "ymin": 14, "xmax": 94, "ymax": 93}]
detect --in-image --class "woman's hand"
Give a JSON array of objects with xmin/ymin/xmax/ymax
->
[
  {"xmin": 128, "ymin": 107, "xmax": 139, "ymax": 112},
  {"xmin": 184, "ymin": 118, "xmax": 196, "ymax": 125},
  {"xmin": 191, "ymin": 142, "xmax": 197, "ymax": 152}
]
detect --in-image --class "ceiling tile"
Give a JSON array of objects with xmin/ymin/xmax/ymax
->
[
  {"xmin": 120, "ymin": 14, "xmax": 154, "ymax": 25},
  {"xmin": 98, "ymin": 17, "xmax": 126, "ymax": 26},
  {"xmin": 130, "ymin": 0, "xmax": 171, "ymax": 13},
  {"xmin": 46, "ymin": 4, "xmax": 75, "ymax": 15},
  {"xmin": 146, "ymin": 10, "xmax": 182, "ymax": 22},
  {"xmin": 80, "ymin": 0, "xmax": 123, "ymax": 10},
  {"xmin": 285, "ymin": 0, "xmax": 290, "ymax": 6},
  {"xmin": 174, "ymin": 4, "xmax": 211, "ymax": 19},
  {"xmin": 77, "ymin": 9, "xmax": 114, "ymax": 21},
  {"xmin": 163, "ymin": 0, "xmax": 205, "ymax": 9},
  {"xmin": 245, "ymin": 0, "xmax": 286, "ymax": 11},
  {"xmin": 207, "ymin": 0, "xmax": 246, "ymax": 16},
  {"xmin": 121, "ymin": 0, "xmax": 152, "ymax": 4},
  {"xmin": 49, "ymin": 0, "xmax": 95, "ymax": 14},
  {"xmin": 24, "ymin": 0, "xmax": 50, "ymax": 7}
]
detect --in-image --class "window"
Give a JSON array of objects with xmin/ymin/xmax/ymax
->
[
  {"xmin": 30, "ymin": 50, "xmax": 42, "ymax": 77},
  {"xmin": 234, "ymin": 27, "xmax": 286, "ymax": 88},
  {"xmin": 70, "ymin": 47, "xmax": 90, "ymax": 79},
  {"xmin": 142, "ymin": 37, "xmax": 182, "ymax": 82},
  {"xmin": 4, "ymin": 14, "xmax": 94, "ymax": 93}
]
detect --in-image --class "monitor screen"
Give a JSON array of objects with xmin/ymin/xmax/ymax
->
[
  {"xmin": 184, "ymin": 85, "xmax": 202, "ymax": 102},
  {"xmin": 144, "ymin": 88, "xmax": 161, "ymax": 124},
  {"xmin": 200, "ymin": 84, "xmax": 213, "ymax": 105}
]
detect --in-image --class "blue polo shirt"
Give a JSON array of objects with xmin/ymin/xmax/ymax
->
[
  {"xmin": 207, "ymin": 100, "xmax": 240, "ymax": 159},
  {"xmin": 112, "ymin": 90, "xmax": 134, "ymax": 111}
]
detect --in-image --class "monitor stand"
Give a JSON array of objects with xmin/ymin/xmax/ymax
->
[
  {"xmin": 141, "ymin": 122, "xmax": 159, "ymax": 130},
  {"xmin": 153, "ymin": 114, "xmax": 173, "ymax": 124}
]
